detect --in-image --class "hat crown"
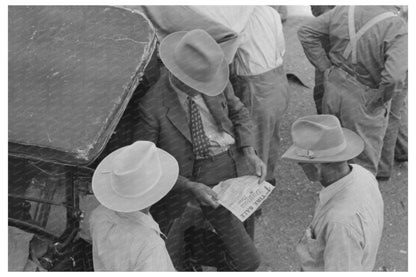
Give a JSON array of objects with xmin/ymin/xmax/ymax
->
[
  {"xmin": 173, "ymin": 29, "xmax": 224, "ymax": 83},
  {"xmin": 110, "ymin": 141, "xmax": 161, "ymax": 198},
  {"xmin": 292, "ymin": 115, "xmax": 346, "ymax": 152}
]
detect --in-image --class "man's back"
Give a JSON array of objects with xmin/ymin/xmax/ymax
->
[
  {"xmin": 89, "ymin": 205, "xmax": 175, "ymax": 271},
  {"xmin": 298, "ymin": 5, "xmax": 407, "ymax": 88}
]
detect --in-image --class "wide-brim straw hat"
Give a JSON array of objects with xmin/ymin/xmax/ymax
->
[
  {"xmin": 92, "ymin": 141, "xmax": 179, "ymax": 212},
  {"xmin": 282, "ymin": 114, "xmax": 364, "ymax": 163},
  {"xmin": 159, "ymin": 29, "xmax": 229, "ymax": 96}
]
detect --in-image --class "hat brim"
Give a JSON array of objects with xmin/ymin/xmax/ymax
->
[
  {"xmin": 92, "ymin": 146, "xmax": 179, "ymax": 213},
  {"xmin": 159, "ymin": 31, "xmax": 229, "ymax": 97},
  {"xmin": 281, "ymin": 128, "xmax": 364, "ymax": 163}
]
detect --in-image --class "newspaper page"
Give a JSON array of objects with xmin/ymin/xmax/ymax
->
[{"xmin": 212, "ymin": 175, "xmax": 275, "ymax": 222}]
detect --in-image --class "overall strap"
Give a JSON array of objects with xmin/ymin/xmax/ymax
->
[
  {"xmin": 343, "ymin": 6, "xmax": 396, "ymax": 65},
  {"xmin": 347, "ymin": 6, "xmax": 357, "ymax": 64}
]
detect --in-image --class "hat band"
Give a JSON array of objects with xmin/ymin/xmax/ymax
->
[{"xmin": 295, "ymin": 140, "xmax": 347, "ymax": 159}]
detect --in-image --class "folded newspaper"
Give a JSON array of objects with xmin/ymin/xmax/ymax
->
[{"xmin": 212, "ymin": 175, "xmax": 275, "ymax": 222}]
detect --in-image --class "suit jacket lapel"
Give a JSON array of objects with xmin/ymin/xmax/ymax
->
[
  {"xmin": 163, "ymin": 79, "xmax": 192, "ymax": 142},
  {"xmin": 203, "ymin": 94, "xmax": 233, "ymax": 134}
]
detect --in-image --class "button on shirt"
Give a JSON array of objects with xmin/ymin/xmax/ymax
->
[
  {"xmin": 89, "ymin": 205, "xmax": 175, "ymax": 271},
  {"xmin": 171, "ymin": 80, "xmax": 235, "ymax": 157},
  {"xmin": 296, "ymin": 164, "xmax": 384, "ymax": 271}
]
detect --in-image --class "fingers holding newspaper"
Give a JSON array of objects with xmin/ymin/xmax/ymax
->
[
  {"xmin": 212, "ymin": 176, "xmax": 275, "ymax": 222},
  {"xmin": 189, "ymin": 181, "xmax": 220, "ymax": 209},
  {"xmin": 243, "ymin": 146, "xmax": 267, "ymax": 184}
]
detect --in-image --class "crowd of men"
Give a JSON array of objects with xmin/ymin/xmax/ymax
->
[{"xmin": 88, "ymin": 5, "xmax": 408, "ymax": 271}]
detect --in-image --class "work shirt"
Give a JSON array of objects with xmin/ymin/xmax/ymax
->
[
  {"xmin": 234, "ymin": 5, "xmax": 285, "ymax": 75},
  {"xmin": 89, "ymin": 205, "xmax": 175, "ymax": 271},
  {"xmin": 296, "ymin": 164, "xmax": 384, "ymax": 271},
  {"xmin": 298, "ymin": 6, "xmax": 407, "ymax": 89},
  {"xmin": 171, "ymin": 78, "xmax": 235, "ymax": 156},
  {"xmin": 193, "ymin": 5, "xmax": 285, "ymax": 75}
]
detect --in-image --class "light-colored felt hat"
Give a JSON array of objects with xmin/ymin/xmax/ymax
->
[
  {"xmin": 282, "ymin": 114, "xmax": 364, "ymax": 163},
  {"xmin": 92, "ymin": 141, "xmax": 179, "ymax": 212},
  {"xmin": 159, "ymin": 29, "xmax": 229, "ymax": 96}
]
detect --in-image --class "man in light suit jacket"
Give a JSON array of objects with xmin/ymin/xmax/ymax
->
[{"xmin": 134, "ymin": 29, "xmax": 265, "ymax": 271}]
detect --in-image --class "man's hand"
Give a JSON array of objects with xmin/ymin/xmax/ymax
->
[
  {"xmin": 365, "ymin": 100, "xmax": 383, "ymax": 114},
  {"xmin": 242, "ymin": 147, "xmax": 267, "ymax": 184},
  {"xmin": 323, "ymin": 66, "xmax": 333, "ymax": 81},
  {"xmin": 188, "ymin": 181, "xmax": 220, "ymax": 209}
]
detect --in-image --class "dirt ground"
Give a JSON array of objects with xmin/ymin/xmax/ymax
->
[{"xmin": 253, "ymin": 79, "xmax": 408, "ymax": 272}]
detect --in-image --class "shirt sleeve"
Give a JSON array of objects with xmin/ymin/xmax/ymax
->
[
  {"xmin": 323, "ymin": 221, "xmax": 365, "ymax": 271},
  {"xmin": 271, "ymin": 8, "xmax": 285, "ymax": 58},
  {"xmin": 133, "ymin": 243, "xmax": 176, "ymax": 271},
  {"xmin": 297, "ymin": 11, "xmax": 333, "ymax": 72},
  {"xmin": 379, "ymin": 19, "xmax": 408, "ymax": 102}
]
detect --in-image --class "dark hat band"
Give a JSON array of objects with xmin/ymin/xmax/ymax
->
[{"xmin": 295, "ymin": 140, "xmax": 347, "ymax": 159}]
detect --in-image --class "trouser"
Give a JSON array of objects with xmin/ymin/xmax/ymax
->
[
  {"xmin": 231, "ymin": 66, "xmax": 290, "ymax": 182},
  {"xmin": 313, "ymin": 68, "xmax": 325, "ymax": 114},
  {"xmin": 394, "ymin": 73, "xmax": 408, "ymax": 161},
  {"xmin": 322, "ymin": 67, "xmax": 390, "ymax": 175},
  {"xmin": 394, "ymin": 95, "xmax": 408, "ymax": 161},
  {"xmin": 165, "ymin": 147, "xmax": 260, "ymax": 271},
  {"xmin": 377, "ymin": 85, "xmax": 408, "ymax": 177},
  {"xmin": 191, "ymin": 147, "xmax": 261, "ymax": 271}
]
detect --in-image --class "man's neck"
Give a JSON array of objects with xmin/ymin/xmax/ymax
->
[
  {"xmin": 320, "ymin": 162, "xmax": 352, "ymax": 187},
  {"xmin": 169, "ymin": 72, "xmax": 199, "ymax": 97}
]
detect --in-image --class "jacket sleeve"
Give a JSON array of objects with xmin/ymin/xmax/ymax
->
[
  {"xmin": 134, "ymin": 92, "xmax": 191, "ymax": 190},
  {"xmin": 297, "ymin": 11, "xmax": 333, "ymax": 72},
  {"xmin": 223, "ymin": 83, "xmax": 254, "ymax": 148},
  {"xmin": 134, "ymin": 97, "xmax": 160, "ymax": 144}
]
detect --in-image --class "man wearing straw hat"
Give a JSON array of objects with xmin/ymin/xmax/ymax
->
[
  {"xmin": 89, "ymin": 141, "xmax": 179, "ymax": 271},
  {"xmin": 135, "ymin": 29, "xmax": 264, "ymax": 271},
  {"xmin": 282, "ymin": 115, "xmax": 384, "ymax": 271}
]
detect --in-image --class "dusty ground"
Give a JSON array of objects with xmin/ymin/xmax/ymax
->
[{"xmin": 253, "ymin": 79, "xmax": 408, "ymax": 272}]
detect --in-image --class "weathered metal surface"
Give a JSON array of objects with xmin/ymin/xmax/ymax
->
[{"xmin": 8, "ymin": 6, "xmax": 156, "ymax": 165}]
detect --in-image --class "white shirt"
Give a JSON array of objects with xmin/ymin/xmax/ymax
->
[
  {"xmin": 192, "ymin": 5, "xmax": 285, "ymax": 75},
  {"xmin": 235, "ymin": 6, "xmax": 285, "ymax": 75},
  {"xmin": 89, "ymin": 205, "xmax": 175, "ymax": 271},
  {"xmin": 296, "ymin": 164, "xmax": 384, "ymax": 271}
]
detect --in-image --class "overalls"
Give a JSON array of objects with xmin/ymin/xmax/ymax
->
[{"xmin": 322, "ymin": 6, "xmax": 396, "ymax": 175}]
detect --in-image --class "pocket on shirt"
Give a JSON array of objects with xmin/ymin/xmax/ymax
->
[{"xmin": 296, "ymin": 227, "xmax": 325, "ymax": 265}]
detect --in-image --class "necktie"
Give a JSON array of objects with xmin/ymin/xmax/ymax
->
[{"xmin": 188, "ymin": 96, "xmax": 210, "ymax": 158}]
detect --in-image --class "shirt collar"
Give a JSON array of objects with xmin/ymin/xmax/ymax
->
[
  {"xmin": 115, "ymin": 210, "xmax": 163, "ymax": 237},
  {"xmin": 318, "ymin": 165, "xmax": 355, "ymax": 206},
  {"xmin": 381, "ymin": 5, "xmax": 400, "ymax": 13}
]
